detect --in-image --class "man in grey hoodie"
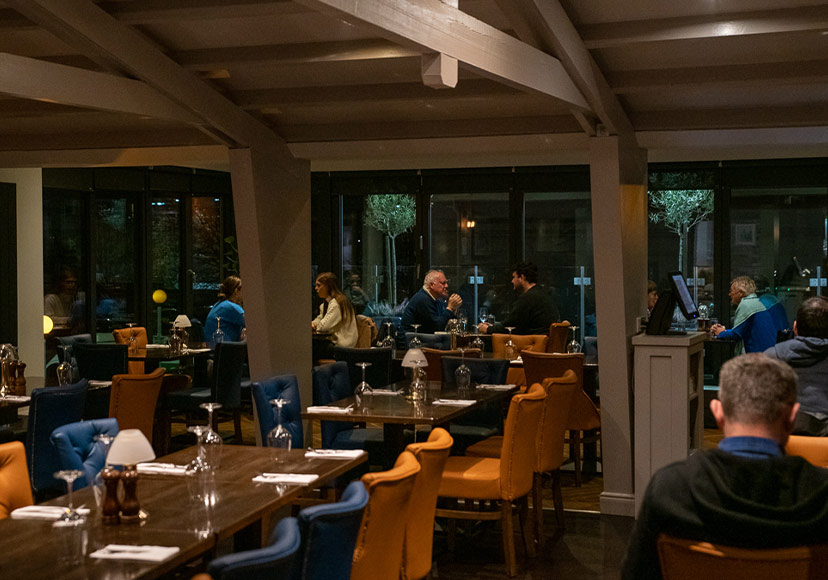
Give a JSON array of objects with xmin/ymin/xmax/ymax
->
[{"xmin": 765, "ymin": 296, "xmax": 828, "ymax": 436}]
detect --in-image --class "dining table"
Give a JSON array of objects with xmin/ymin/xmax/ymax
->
[
  {"xmin": 0, "ymin": 444, "xmax": 367, "ymax": 579},
  {"xmin": 128, "ymin": 346, "xmax": 212, "ymax": 373}
]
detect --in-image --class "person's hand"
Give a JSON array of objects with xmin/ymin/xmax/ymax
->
[
  {"xmin": 448, "ymin": 293, "xmax": 463, "ymax": 312},
  {"xmin": 478, "ymin": 322, "xmax": 491, "ymax": 334},
  {"xmin": 710, "ymin": 323, "xmax": 725, "ymax": 336},
  {"xmin": 311, "ymin": 321, "xmax": 317, "ymax": 331}
]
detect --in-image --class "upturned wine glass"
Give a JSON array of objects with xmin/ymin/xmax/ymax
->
[
  {"xmin": 354, "ymin": 362, "xmax": 373, "ymax": 410},
  {"xmin": 187, "ymin": 425, "xmax": 209, "ymax": 471},
  {"xmin": 410, "ymin": 358, "xmax": 426, "ymax": 401},
  {"xmin": 454, "ymin": 347, "xmax": 471, "ymax": 392},
  {"xmin": 470, "ymin": 334, "xmax": 484, "ymax": 353},
  {"xmin": 91, "ymin": 433, "xmax": 115, "ymax": 511},
  {"xmin": 53, "ymin": 470, "xmax": 85, "ymax": 524},
  {"xmin": 266, "ymin": 398, "xmax": 292, "ymax": 463},
  {"xmin": 566, "ymin": 326, "xmax": 582, "ymax": 354},
  {"xmin": 504, "ymin": 327, "xmax": 518, "ymax": 361},
  {"xmin": 212, "ymin": 317, "xmax": 225, "ymax": 345},
  {"xmin": 125, "ymin": 322, "xmax": 139, "ymax": 355},
  {"xmin": 199, "ymin": 402, "xmax": 223, "ymax": 470},
  {"xmin": 379, "ymin": 321, "xmax": 396, "ymax": 356},
  {"xmin": 478, "ymin": 307, "xmax": 489, "ymax": 325},
  {"xmin": 408, "ymin": 324, "xmax": 422, "ymax": 350},
  {"xmin": 56, "ymin": 345, "xmax": 73, "ymax": 386}
]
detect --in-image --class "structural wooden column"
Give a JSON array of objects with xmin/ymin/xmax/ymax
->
[
  {"xmin": 589, "ymin": 136, "xmax": 647, "ymax": 517},
  {"xmin": 229, "ymin": 147, "xmax": 312, "ymax": 444}
]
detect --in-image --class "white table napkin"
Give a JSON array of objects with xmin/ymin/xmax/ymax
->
[
  {"xmin": 185, "ymin": 348, "xmax": 211, "ymax": 354},
  {"xmin": 478, "ymin": 384, "xmax": 516, "ymax": 391},
  {"xmin": 370, "ymin": 389, "xmax": 400, "ymax": 396},
  {"xmin": 1, "ymin": 395, "xmax": 30, "ymax": 402},
  {"xmin": 510, "ymin": 357, "xmax": 523, "ymax": 365},
  {"xmin": 304, "ymin": 449, "xmax": 365, "ymax": 459},
  {"xmin": 88, "ymin": 380, "xmax": 112, "ymax": 388},
  {"xmin": 145, "ymin": 344, "xmax": 168, "ymax": 350},
  {"xmin": 11, "ymin": 506, "xmax": 91, "ymax": 520},
  {"xmin": 90, "ymin": 544, "xmax": 180, "ymax": 562},
  {"xmin": 252, "ymin": 473, "xmax": 319, "ymax": 484},
  {"xmin": 306, "ymin": 405, "xmax": 352, "ymax": 414},
  {"xmin": 137, "ymin": 463, "xmax": 188, "ymax": 475},
  {"xmin": 432, "ymin": 399, "xmax": 476, "ymax": 406}
]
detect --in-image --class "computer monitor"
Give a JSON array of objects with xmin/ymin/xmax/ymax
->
[
  {"xmin": 668, "ymin": 271, "xmax": 699, "ymax": 320},
  {"xmin": 645, "ymin": 273, "xmax": 699, "ymax": 335}
]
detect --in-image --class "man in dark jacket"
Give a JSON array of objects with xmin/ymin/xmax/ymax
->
[
  {"xmin": 765, "ymin": 295, "xmax": 828, "ymax": 435},
  {"xmin": 477, "ymin": 262, "xmax": 558, "ymax": 335},
  {"xmin": 622, "ymin": 353, "xmax": 828, "ymax": 580}
]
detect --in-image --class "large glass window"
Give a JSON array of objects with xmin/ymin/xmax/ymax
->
[
  {"xmin": 150, "ymin": 195, "xmax": 182, "ymax": 340},
  {"xmin": 93, "ymin": 196, "xmax": 137, "ymax": 338},
  {"xmin": 192, "ymin": 196, "xmax": 223, "ymax": 321},
  {"xmin": 43, "ymin": 193, "xmax": 87, "ymax": 335}
]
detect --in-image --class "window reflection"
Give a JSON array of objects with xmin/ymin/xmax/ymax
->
[
  {"xmin": 151, "ymin": 196, "xmax": 182, "ymax": 340},
  {"xmin": 94, "ymin": 197, "xmax": 137, "ymax": 337},
  {"xmin": 192, "ymin": 196, "xmax": 223, "ymax": 322}
]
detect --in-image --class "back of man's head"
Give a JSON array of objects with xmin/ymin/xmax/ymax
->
[
  {"xmin": 795, "ymin": 296, "xmax": 828, "ymax": 339},
  {"xmin": 730, "ymin": 275, "xmax": 756, "ymax": 296},
  {"xmin": 513, "ymin": 262, "xmax": 539, "ymax": 285},
  {"xmin": 718, "ymin": 353, "xmax": 797, "ymax": 425}
]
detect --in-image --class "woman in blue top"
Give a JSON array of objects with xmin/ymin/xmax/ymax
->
[{"xmin": 205, "ymin": 275, "xmax": 245, "ymax": 347}]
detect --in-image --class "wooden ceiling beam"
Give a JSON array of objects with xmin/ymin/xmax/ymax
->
[
  {"xmin": 97, "ymin": 0, "xmax": 308, "ymax": 23},
  {"xmin": 632, "ymin": 105, "xmax": 828, "ymax": 131}
]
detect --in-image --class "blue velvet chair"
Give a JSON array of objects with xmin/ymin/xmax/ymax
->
[
  {"xmin": 206, "ymin": 516, "xmax": 301, "ymax": 580},
  {"xmin": 72, "ymin": 342, "xmax": 128, "ymax": 381},
  {"xmin": 404, "ymin": 332, "xmax": 451, "ymax": 350},
  {"xmin": 25, "ymin": 380, "xmax": 88, "ymax": 499},
  {"xmin": 50, "ymin": 418, "xmax": 119, "ymax": 490},
  {"xmin": 251, "ymin": 374, "xmax": 303, "ymax": 448},
  {"xmin": 292, "ymin": 480, "xmax": 369, "ymax": 580}
]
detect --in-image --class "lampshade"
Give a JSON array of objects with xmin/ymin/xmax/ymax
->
[
  {"xmin": 107, "ymin": 429, "xmax": 156, "ymax": 466},
  {"xmin": 401, "ymin": 348, "xmax": 428, "ymax": 368},
  {"xmin": 173, "ymin": 314, "xmax": 192, "ymax": 328}
]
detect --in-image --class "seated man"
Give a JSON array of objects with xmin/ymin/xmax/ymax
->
[
  {"xmin": 478, "ymin": 262, "xmax": 558, "ymax": 335},
  {"xmin": 765, "ymin": 296, "xmax": 828, "ymax": 436},
  {"xmin": 401, "ymin": 269, "xmax": 462, "ymax": 333},
  {"xmin": 622, "ymin": 353, "xmax": 828, "ymax": 580},
  {"xmin": 711, "ymin": 276, "xmax": 788, "ymax": 354}
]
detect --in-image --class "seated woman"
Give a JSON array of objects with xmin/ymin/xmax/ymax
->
[
  {"xmin": 312, "ymin": 272, "xmax": 359, "ymax": 354},
  {"xmin": 205, "ymin": 275, "xmax": 246, "ymax": 348}
]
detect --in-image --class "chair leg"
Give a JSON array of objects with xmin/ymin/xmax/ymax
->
[
  {"xmin": 551, "ymin": 470, "xmax": 565, "ymax": 529},
  {"xmin": 573, "ymin": 430, "xmax": 582, "ymax": 487},
  {"xmin": 518, "ymin": 495, "xmax": 534, "ymax": 559},
  {"xmin": 500, "ymin": 500, "xmax": 517, "ymax": 577},
  {"xmin": 532, "ymin": 472, "xmax": 544, "ymax": 551}
]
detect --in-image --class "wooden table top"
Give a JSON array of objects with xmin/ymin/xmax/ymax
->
[
  {"xmin": 128, "ymin": 347, "xmax": 211, "ymax": 362},
  {"xmin": 0, "ymin": 445, "xmax": 367, "ymax": 580}
]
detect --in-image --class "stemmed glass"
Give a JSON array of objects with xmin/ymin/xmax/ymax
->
[
  {"xmin": 379, "ymin": 321, "xmax": 396, "ymax": 356},
  {"xmin": 56, "ymin": 345, "xmax": 73, "ymax": 386},
  {"xmin": 212, "ymin": 317, "xmax": 225, "ymax": 345},
  {"xmin": 566, "ymin": 326, "xmax": 582, "ymax": 354},
  {"xmin": 354, "ymin": 362, "xmax": 373, "ymax": 411},
  {"xmin": 53, "ymin": 470, "xmax": 85, "ymax": 524},
  {"xmin": 454, "ymin": 347, "xmax": 471, "ymax": 393},
  {"xmin": 125, "ymin": 322, "xmax": 139, "ymax": 355},
  {"xmin": 187, "ymin": 425, "xmax": 209, "ymax": 472},
  {"xmin": 266, "ymin": 398, "xmax": 292, "ymax": 463},
  {"xmin": 410, "ymin": 358, "xmax": 426, "ymax": 401},
  {"xmin": 504, "ymin": 327, "xmax": 518, "ymax": 361},
  {"xmin": 478, "ymin": 307, "xmax": 489, "ymax": 326},
  {"xmin": 92, "ymin": 433, "xmax": 115, "ymax": 511},
  {"xmin": 408, "ymin": 324, "xmax": 422, "ymax": 350},
  {"xmin": 470, "ymin": 334, "xmax": 484, "ymax": 354},
  {"xmin": 199, "ymin": 402, "xmax": 223, "ymax": 470}
]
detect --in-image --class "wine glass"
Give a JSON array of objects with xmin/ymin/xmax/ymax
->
[
  {"xmin": 187, "ymin": 425, "xmax": 209, "ymax": 472},
  {"xmin": 408, "ymin": 324, "xmax": 422, "ymax": 350},
  {"xmin": 470, "ymin": 334, "xmax": 484, "ymax": 354},
  {"xmin": 199, "ymin": 402, "xmax": 223, "ymax": 470},
  {"xmin": 91, "ymin": 433, "xmax": 115, "ymax": 511},
  {"xmin": 125, "ymin": 322, "xmax": 139, "ymax": 355},
  {"xmin": 410, "ymin": 358, "xmax": 426, "ymax": 401},
  {"xmin": 212, "ymin": 316, "xmax": 225, "ymax": 346},
  {"xmin": 53, "ymin": 470, "xmax": 85, "ymax": 524},
  {"xmin": 379, "ymin": 321, "xmax": 396, "ymax": 356},
  {"xmin": 478, "ymin": 307, "xmax": 489, "ymax": 326},
  {"xmin": 504, "ymin": 327, "xmax": 518, "ymax": 361},
  {"xmin": 56, "ymin": 345, "xmax": 73, "ymax": 386},
  {"xmin": 354, "ymin": 362, "xmax": 373, "ymax": 411},
  {"xmin": 566, "ymin": 326, "xmax": 582, "ymax": 354},
  {"xmin": 455, "ymin": 347, "xmax": 471, "ymax": 393},
  {"xmin": 266, "ymin": 398, "xmax": 292, "ymax": 463}
]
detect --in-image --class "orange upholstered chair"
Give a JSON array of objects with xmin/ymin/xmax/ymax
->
[
  {"xmin": 351, "ymin": 451, "xmax": 421, "ymax": 580},
  {"xmin": 421, "ymin": 347, "xmax": 482, "ymax": 382},
  {"xmin": 786, "ymin": 435, "xmax": 828, "ymax": 467},
  {"xmin": 401, "ymin": 427, "xmax": 453, "ymax": 580},
  {"xmin": 113, "ymin": 326, "xmax": 149, "ymax": 374},
  {"xmin": 436, "ymin": 383, "xmax": 547, "ymax": 577},
  {"xmin": 657, "ymin": 533, "xmax": 828, "ymax": 580},
  {"xmin": 0, "ymin": 442, "xmax": 34, "ymax": 519},
  {"xmin": 467, "ymin": 371, "xmax": 578, "ymax": 546},
  {"xmin": 355, "ymin": 315, "xmax": 378, "ymax": 348},
  {"xmin": 491, "ymin": 333, "xmax": 547, "ymax": 387},
  {"xmin": 546, "ymin": 321, "xmax": 570, "ymax": 353},
  {"xmin": 109, "ymin": 368, "xmax": 165, "ymax": 444}
]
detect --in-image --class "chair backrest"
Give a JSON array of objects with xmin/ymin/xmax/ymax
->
[
  {"xmin": 491, "ymin": 333, "xmax": 548, "ymax": 359},
  {"xmin": 440, "ymin": 356, "xmax": 509, "ymax": 385},
  {"xmin": 355, "ymin": 315, "xmax": 378, "ymax": 348},
  {"xmin": 207, "ymin": 516, "xmax": 301, "ymax": 580},
  {"xmin": 786, "ymin": 435, "xmax": 828, "ymax": 468},
  {"xmin": 312, "ymin": 362, "xmax": 354, "ymax": 448},
  {"xmin": 421, "ymin": 348, "xmax": 482, "ymax": 382},
  {"xmin": 50, "ymin": 418, "xmax": 119, "ymax": 489},
  {"xmin": 112, "ymin": 326, "xmax": 149, "ymax": 348},
  {"xmin": 72, "ymin": 342, "xmax": 128, "ymax": 381},
  {"xmin": 351, "ymin": 451, "xmax": 421, "ymax": 580},
  {"xmin": 522, "ymin": 351, "xmax": 584, "ymax": 389},
  {"xmin": 26, "ymin": 380, "xmax": 88, "ymax": 497},
  {"xmin": 212, "ymin": 341, "xmax": 247, "ymax": 410},
  {"xmin": 402, "ymin": 428, "xmax": 453, "ymax": 580},
  {"xmin": 56, "ymin": 333, "xmax": 93, "ymax": 381},
  {"xmin": 546, "ymin": 321, "xmax": 570, "ymax": 353},
  {"xmin": 251, "ymin": 374, "xmax": 304, "ymax": 449},
  {"xmin": 404, "ymin": 332, "xmax": 451, "ymax": 350},
  {"xmin": 499, "ymin": 383, "xmax": 546, "ymax": 500},
  {"xmin": 333, "ymin": 345, "xmax": 392, "ymax": 390},
  {"xmin": 294, "ymin": 480, "xmax": 369, "ymax": 580},
  {"xmin": 537, "ymin": 372, "xmax": 578, "ymax": 472},
  {"xmin": 0, "ymin": 441, "xmax": 34, "ymax": 519},
  {"xmin": 109, "ymin": 368, "xmax": 164, "ymax": 443},
  {"xmin": 657, "ymin": 533, "xmax": 828, "ymax": 580}
]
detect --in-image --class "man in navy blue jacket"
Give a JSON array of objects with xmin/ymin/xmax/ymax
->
[{"xmin": 401, "ymin": 270, "xmax": 462, "ymax": 333}]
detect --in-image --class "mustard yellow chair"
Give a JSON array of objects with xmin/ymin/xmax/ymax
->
[
  {"xmin": 546, "ymin": 320, "xmax": 570, "ymax": 353},
  {"xmin": 436, "ymin": 383, "xmax": 547, "ymax": 577},
  {"xmin": 109, "ymin": 368, "xmax": 165, "ymax": 445},
  {"xmin": 0, "ymin": 441, "xmax": 34, "ymax": 519},
  {"xmin": 786, "ymin": 435, "xmax": 828, "ymax": 467},
  {"xmin": 657, "ymin": 533, "xmax": 828, "ymax": 580},
  {"xmin": 401, "ymin": 427, "xmax": 453, "ymax": 580},
  {"xmin": 421, "ymin": 347, "xmax": 482, "ymax": 382},
  {"xmin": 355, "ymin": 315, "xmax": 378, "ymax": 348},
  {"xmin": 466, "ymin": 371, "xmax": 578, "ymax": 547},
  {"xmin": 351, "ymin": 451, "xmax": 421, "ymax": 580},
  {"xmin": 491, "ymin": 333, "xmax": 547, "ymax": 387},
  {"xmin": 113, "ymin": 326, "xmax": 149, "ymax": 374}
]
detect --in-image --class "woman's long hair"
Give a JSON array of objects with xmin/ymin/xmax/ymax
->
[
  {"xmin": 219, "ymin": 275, "xmax": 242, "ymax": 302},
  {"xmin": 316, "ymin": 272, "xmax": 355, "ymax": 323}
]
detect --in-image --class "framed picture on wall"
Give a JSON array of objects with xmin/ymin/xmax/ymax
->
[{"xmin": 733, "ymin": 223, "xmax": 756, "ymax": 246}]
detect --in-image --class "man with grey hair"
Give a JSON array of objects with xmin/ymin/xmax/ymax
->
[
  {"xmin": 401, "ymin": 269, "xmax": 462, "ymax": 333},
  {"xmin": 711, "ymin": 275, "xmax": 788, "ymax": 354},
  {"xmin": 622, "ymin": 353, "xmax": 828, "ymax": 580}
]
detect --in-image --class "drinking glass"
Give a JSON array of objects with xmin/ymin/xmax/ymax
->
[
  {"xmin": 266, "ymin": 398, "xmax": 292, "ymax": 463},
  {"xmin": 187, "ymin": 425, "xmax": 209, "ymax": 472},
  {"xmin": 410, "ymin": 359, "xmax": 426, "ymax": 401},
  {"xmin": 478, "ymin": 307, "xmax": 489, "ymax": 325},
  {"xmin": 566, "ymin": 326, "xmax": 582, "ymax": 354},
  {"xmin": 212, "ymin": 316, "xmax": 225, "ymax": 345},
  {"xmin": 470, "ymin": 334, "xmax": 484, "ymax": 354},
  {"xmin": 504, "ymin": 327, "xmax": 518, "ymax": 361},
  {"xmin": 379, "ymin": 321, "xmax": 396, "ymax": 356},
  {"xmin": 56, "ymin": 345, "xmax": 73, "ymax": 386},
  {"xmin": 92, "ymin": 433, "xmax": 115, "ymax": 511},
  {"xmin": 53, "ymin": 470, "xmax": 85, "ymax": 524},
  {"xmin": 408, "ymin": 324, "xmax": 422, "ymax": 350},
  {"xmin": 125, "ymin": 322, "xmax": 139, "ymax": 355},
  {"xmin": 454, "ymin": 347, "xmax": 471, "ymax": 393},
  {"xmin": 199, "ymin": 402, "xmax": 223, "ymax": 470},
  {"xmin": 354, "ymin": 362, "xmax": 373, "ymax": 410}
]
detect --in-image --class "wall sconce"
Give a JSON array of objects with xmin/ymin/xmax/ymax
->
[{"xmin": 465, "ymin": 219, "xmax": 476, "ymax": 229}]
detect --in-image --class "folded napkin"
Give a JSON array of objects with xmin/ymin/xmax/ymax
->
[
  {"xmin": 185, "ymin": 348, "xmax": 211, "ymax": 354},
  {"xmin": 306, "ymin": 405, "xmax": 352, "ymax": 414},
  {"xmin": 145, "ymin": 344, "xmax": 168, "ymax": 350},
  {"xmin": 252, "ymin": 473, "xmax": 319, "ymax": 484},
  {"xmin": 510, "ymin": 357, "xmax": 523, "ymax": 365},
  {"xmin": 305, "ymin": 449, "xmax": 365, "ymax": 459},
  {"xmin": 90, "ymin": 544, "xmax": 180, "ymax": 562},
  {"xmin": 137, "ymin": 463, "xmax": 188, "ymax": 475},
  {"xmin": 432, "ymin": 399, "xmax": 476, "ymax": 406},
  {"xmin": 88, "ymin": 380, "xmax": 112, "ymax": 388},
  {"xmin": 11, "ymin": 505, "xmax": 91, "ymax": 520},
  {"xmin": 369, "ymin": 389, "xmax": 400, "ymax": 396},
  {"xmin": 1, "ymin": 395, "xmax": 30, "ymax": 402},
  {"xmin": 478, "ymin": 384, "xmax": 516, "ymax": 391}
]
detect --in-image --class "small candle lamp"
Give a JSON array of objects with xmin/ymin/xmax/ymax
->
[{"xmin": 106, "ymin": 429, "xmax": 156, "ymax": 523}]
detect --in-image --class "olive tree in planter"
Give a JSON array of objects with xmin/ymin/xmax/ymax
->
[{"xmin": 364, "ymin": 194, "xmax": 416, "ymax": 304}]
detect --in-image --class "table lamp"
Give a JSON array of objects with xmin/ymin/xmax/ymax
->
[
  {"xmin": 106, "ymin": 429, "xmax": 156, "ymax": 523},
  {"xmin": 173, "ymin": 314, "xmax": 192, "ymax": 329}
]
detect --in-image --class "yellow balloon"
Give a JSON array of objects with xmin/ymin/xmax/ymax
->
[{"xmin": 152, "ymin": 289, "xmax": 168, "ymax": 304}]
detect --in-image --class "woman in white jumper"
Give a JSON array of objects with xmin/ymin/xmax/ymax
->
[{"xmin": 312, "ymin": 272, "xmax": 359, "ymax": 351}]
